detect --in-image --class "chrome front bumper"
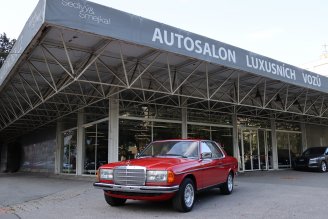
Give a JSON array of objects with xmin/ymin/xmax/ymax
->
[{"xmin": 93, "ymin": 182, "xmax": 179, "ymax": 194}]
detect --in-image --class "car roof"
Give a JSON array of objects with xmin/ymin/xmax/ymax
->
[{"xmin": 152, "ymin": 139, "xmax": 219, "ymax": 142}]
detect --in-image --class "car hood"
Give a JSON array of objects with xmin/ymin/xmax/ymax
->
[{"xmin": 100, "ymin": 157, "xmax": 197, "ymax": 170}]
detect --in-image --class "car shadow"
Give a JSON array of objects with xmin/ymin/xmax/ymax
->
[{"xmin": 108, "ymin": 187, "xmax": 233, "ymax": 213}]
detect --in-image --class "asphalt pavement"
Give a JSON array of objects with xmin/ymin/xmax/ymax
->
[{"xmin": 1, "ymin": 170, "xmax": 328, "ymax": 219}]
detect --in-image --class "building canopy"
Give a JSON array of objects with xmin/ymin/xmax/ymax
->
[{"xmin": 0, "ymin": 0, "xmax": 328, "ymax": 140}]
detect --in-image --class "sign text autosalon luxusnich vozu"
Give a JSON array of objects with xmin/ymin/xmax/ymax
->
[{"xmin": 152, "ymin": 27, "xmax": 322, "ymax": 89}]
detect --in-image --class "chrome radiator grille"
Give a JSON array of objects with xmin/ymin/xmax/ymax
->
[{"xmin": 113, "ymin": 166, "xmax": 146, "ymax": 186}]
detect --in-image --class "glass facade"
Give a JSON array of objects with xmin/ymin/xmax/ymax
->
[
  {"xmin": 237, "ymin": 117, "xmax": 273, "ymax": 171},
  {"xmin": 187, "ymin": 124, "xmax": 233, "ymax": 156},
  {"xmin": 58, "ymin": 99, "xmax": 306, "ymax": 175},
  {"xmin": 119, "ymin": 119, "xmax": 182, "ymax": 161},
  {"xmin": 84, "ymin": 121, "xmax": 108, "ymax": 174},
  {"xmin": 277, "ymin": 131, "xmax": 302, "ymax": 169},
  {"xmin": 62, "ymin": 130, "xmax": 77, "ymax": 174}
]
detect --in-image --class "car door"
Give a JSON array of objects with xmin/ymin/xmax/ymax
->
[{"xmin": 200, "ymin": 141, "xmax": 226, "ymax": 188}]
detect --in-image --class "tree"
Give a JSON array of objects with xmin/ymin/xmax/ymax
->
[{"xmin": 0, "ymin": 33, "xmax": 16, "ymax": 69}]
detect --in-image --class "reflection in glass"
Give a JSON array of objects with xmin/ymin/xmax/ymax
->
[
  {"xmin": 119, "ymin": 119, "xmax": 151, "ymax": 161},
  {"xmin": 243, "ymin": 131, "xmax": 251, "ymax": 170},
  {"xmin": 153, "ymin": 122, "xmax": 181, "ymax": 141},
  {"xmin": 242, "ymin": 130, "xmax": 260, "ymax": 171},
  {"xmin": 277, "ymin": 132, "xmax": 301, "ymax": 169},
  {"xmin": 277, "ymin": 132, "xmax": 289, "ymax": 168},
  {"xmin": 267, "ymin": 131, "xmax": 273, "ymax": 169},
  {"xmin": 84, "ymin": 121, "xmax": 108, "ymax": 174},
  {"xmin": 187, "ymin": 125, "xmax": 233, "ymax": 156},
  {"xmin": 62, "ymin": 130, "xmax": 77, "ymax": 174},
  {"xmin": 119, "ymin": 120, "xmax": 182, "ymax": 161}
]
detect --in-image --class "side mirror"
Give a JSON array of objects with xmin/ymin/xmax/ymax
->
[{"xmin": 201, "ymin": 152, "xmax": 212, "ymax": 159}]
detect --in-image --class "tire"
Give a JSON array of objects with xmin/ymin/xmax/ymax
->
[
  {"xmin": 173, "ymin": 178, "xmax": 195, "ymax": 212},
  {"xmin": 319, "ymin": 161, "xmax": 327, "ymax": 172},
  {"xmin": 220, "ymin": 172, "xmax": 234, "ymax": 195},
  {"xmin": 104, "ymin": 193, "xmax": 127, "ymax": 206}
]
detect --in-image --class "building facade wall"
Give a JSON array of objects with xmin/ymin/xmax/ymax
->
[{"xmin": 20, "ymin": 128, "xmax": 56, "ymax": 173}]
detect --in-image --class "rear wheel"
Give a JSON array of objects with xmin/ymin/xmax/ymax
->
[
  {"xmin": 173, "ymin": 178, "xmax": 195, "ymax": 212},
  {"xmin": 220, "ymin": 172, "xmax": 234, "ymax": 195},
  {"xmin": 104, "ymin": 193, "xmax": 126, "ymax": 206},
  {"xmin": 320, "ymin": 161, "xmax": 327, "ymax": 172}
]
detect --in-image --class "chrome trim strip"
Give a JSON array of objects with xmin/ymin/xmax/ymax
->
[{"xmin": 93, "ymin": 182, "xmax": 179, "ymax": 194}]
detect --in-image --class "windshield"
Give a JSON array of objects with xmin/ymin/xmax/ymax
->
[
  {"xmin": 139, "ymin": 141, "xmax": 199, "ymax": 158},
  {"xmin": 302, "ymin": 147, "xmax": 326, "ymax": 156}
]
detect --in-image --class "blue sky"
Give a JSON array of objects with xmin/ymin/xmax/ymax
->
[{"xmin": 0, "ymin": 0, "xmax": 327, "ymax": 67}]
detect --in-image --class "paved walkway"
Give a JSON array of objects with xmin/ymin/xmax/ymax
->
[{"xmin": 0, "ymin": 170, "xmax": 328, "ymax": 219}]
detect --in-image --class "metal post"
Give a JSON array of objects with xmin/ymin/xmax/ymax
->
[
  {"xmin": 108, "ymin": 97, "xmax": 119, "ymax": 163},
  {"xmin": 55, "ymin": 119, "xmax": 64, "ymax": 174},
  {"xmin": 182, "ymin": 107, "xmax": 187, "ymax": 139},
  {"xmin": 271, "ymin": 119, "xmax": 279, "ymax": 170},
  {"xmin": 76, "ymin": 109, "xmax": 85, "ymax": 175},
  {"xmin": 300, "ymin": 123, "xmax": 307, "ymax": 152},
  {"xmin": 232, "ymin": 114, "xmax": 239, "ymax": 161}
]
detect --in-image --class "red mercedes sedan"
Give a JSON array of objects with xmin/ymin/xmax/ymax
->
[{"xmin": 93, "ymin": 139, "xmax": 238, "ymax": 212}]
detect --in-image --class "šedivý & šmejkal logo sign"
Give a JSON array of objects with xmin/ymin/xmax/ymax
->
[{"xmin": 61, "ymin": 0, "xmax": 111, "ymax": 25}]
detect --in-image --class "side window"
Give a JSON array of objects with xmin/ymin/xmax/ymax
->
[
  {"xmin": 206, "ymin": 141, "xmax": 224, "ymax": 158},
  {"xmin": 325, "ymin": 148, "xmax": 328, "ymax": 155},
  {"xmin": 201, "ymin": 142, "xmax": 211, "ymax": 154}
]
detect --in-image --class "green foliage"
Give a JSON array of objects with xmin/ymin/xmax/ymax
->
[{"xmin": 0, "ymin": 32, "xmax": 16, "ymax": 68}]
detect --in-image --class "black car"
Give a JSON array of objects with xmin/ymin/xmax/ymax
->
[{"xmin": 293, "ymin": 147, "xmax": 328, "ymax": 172}]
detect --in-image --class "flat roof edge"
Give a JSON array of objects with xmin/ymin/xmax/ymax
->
[
  {"xmin": 0, "ymin": 0, "xmax": 46, "ymax": 91},
  {"xmin": 43, "ymin": 0, "xmax": 326, "ymax": 93},
  {"xmin": 1, "ymin": 0, "xmax": 326, "ymax": 94}
]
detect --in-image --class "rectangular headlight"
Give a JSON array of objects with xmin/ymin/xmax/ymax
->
[
  {"xmin": 146, "ymin": 170, "xmax": 167, "ymax": 182},
  {"xmin": 100, "ymin": 169, "xmax": 113, "ymax": 180}
]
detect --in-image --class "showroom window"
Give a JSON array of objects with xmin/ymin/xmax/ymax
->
[
  {"xmin": 187, "ymin": 124, "xmax": 233, "ymax": 156},
  {"xmin": 62, "ymin": 129, "xmax": 77, "ymax": 174},
  {"xmin": 120, "ymin": 102, "xmax": 182, "ymax": 121},
  {"xmin": 84, "ymin": 120, "xmax": 108, "ymax": 175},
  {"xmin": 119, "ymin": 119, "xmax": 181, "ymax": 161},
  {"xmin": 277, "ymin": 131, "xmax": 302, "ymax": 169}
]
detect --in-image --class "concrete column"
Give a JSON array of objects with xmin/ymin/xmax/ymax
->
[
  {"xmin": 76, "ymin": 109, "xmax": 85, "ymax": 175},
  {"xmin": 55, "ymin": 120, "xmax": 64, "ymax": 174},
  {"xmin": 0, "ymin": 143, "xmax": 8, "ymax": 172},
  {"xmin": 181, "ymin": 96, "xmax": 188, "ymax": 139},
  {"xmin": 232, "ymin": 114, "xmax": 239, "ymax": 161},
  {"xmin": 182, "ymin": 107, "xmax": 188, "ymax": 139},
  {"xmin": 300, "ymin": 123, "xmax": 307, "ymax": 151},
  {"xmin": 271, "ymin": 119, "xmax": 279, "ymax": 170},
  {"xmin": 108, "ymin": 98, "xmax": 119, "ymax": 163}
]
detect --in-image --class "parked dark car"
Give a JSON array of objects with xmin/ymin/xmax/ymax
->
[{"xmin": 293, "ymin": 147, "xmax": 328, "ymax": 172}]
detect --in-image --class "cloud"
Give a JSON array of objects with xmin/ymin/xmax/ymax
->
[{"xmin": 247, "ymin": 28, "xmax": 284, "ymax": 40}]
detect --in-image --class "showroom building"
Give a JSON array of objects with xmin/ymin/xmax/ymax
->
[{"xmin": 1, "ymin": 0, "xmax": 328, "ymax": 175}]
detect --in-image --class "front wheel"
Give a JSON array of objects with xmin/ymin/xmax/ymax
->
[
  {"xmin": 320, "ymin": 161, "xmax": 327, "ymax": 172},
  {"xmin": 104, "ymin": 193, "xmax": 126, "ymax": 206},
  {"xmin": 173, "ymin": 178, "xmax": 195, "ymax": 212},
  {"xmin": 220, "ymin": 172, "xmax": 234, "ymax": 195}
]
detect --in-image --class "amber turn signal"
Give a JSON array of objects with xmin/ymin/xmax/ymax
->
[
  {"xmin": 167, "ymin": 170, "xmax": 174, "ymax": 183},
  {"xmin": 96, "ymin": 170, "xmax": 100, "ymax": 181}
]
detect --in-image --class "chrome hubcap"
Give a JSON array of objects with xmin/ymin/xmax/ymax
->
[
  {"xmin": 322, "ymin": 162, "xmax": 327, "ymax": 172},
  {"xmin": 228, "ymin": 174, "xmax": 233, "ymax": 191},
  {"xmin": 184, "ymin": 183, "xmax": 194, "ymax": 208}
]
